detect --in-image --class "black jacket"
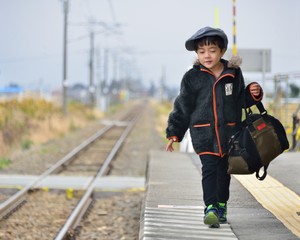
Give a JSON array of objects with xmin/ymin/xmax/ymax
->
[{"xmin": 166, "ymin": 59, "xmax": 263, "ymax": 156}]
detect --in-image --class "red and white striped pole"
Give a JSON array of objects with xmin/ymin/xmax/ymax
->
[{"xmin": 232, "ymin": 0, "xmax": 237, "ymax": 56}]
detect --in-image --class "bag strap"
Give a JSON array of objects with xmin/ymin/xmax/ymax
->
[
  {"xmin": 256, "ymin": 165, "xmax": 269, "ymax": 181},
  {"xmin": 242, "ymin": 89, "xmax": 269, "ymax": 181},
  {"xmin": 255, "ymin": 101, "xmax": 267, "ymax": 116},
  {"xmin": 250, "ymin": 101, "xmax": 269, "ymax": 181},
  {"xmin": 244, "ymin": 101, "xmax": 267, "ymax": 117},
  {"xmin": 240, "ymin": 149, "xmax": 268, "ymax": 181}
]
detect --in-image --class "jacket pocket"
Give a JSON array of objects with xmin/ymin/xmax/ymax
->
[
  {"xmin": 190, "ymin": 123, "xmax": 213, "ymax": 152},
  {"xmin": 193, "ymin": 123, "xmax": 211, "ymax": 128}
]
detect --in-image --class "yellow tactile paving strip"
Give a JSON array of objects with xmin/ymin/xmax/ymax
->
[{"xmin": 234, "ymin": 174, "xmax": 300, "ymax": 238}]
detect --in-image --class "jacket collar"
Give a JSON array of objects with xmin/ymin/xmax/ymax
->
[{"xmin": 193, "ymin": 58, "xmax": 236, "ymax": 77}]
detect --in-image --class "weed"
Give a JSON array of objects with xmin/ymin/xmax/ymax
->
[
  {"xmin": 86, "ymin": 113, "xmax": 96, "ymax": 121},
  {"xmin": 21, "ymin": 139, "xmax": 33, "ymax": 150},
  {"xmin": 0, "ymin": 157, "xmax": 11, "ymax": 169},
  {"xmin": 69, "ymin": 120, "xmax": 78, "ymax": 131}
]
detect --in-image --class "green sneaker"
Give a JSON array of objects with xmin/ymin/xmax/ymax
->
[
  {"xmin": 218, "ymin": 202, "xmax": 227, "ymax": 223},
  {"xmin": 204, "ymin": 204, "xmax": 219, "ymax": 227}
]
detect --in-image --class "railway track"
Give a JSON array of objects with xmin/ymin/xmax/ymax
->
[{"xmin": 0, "ymin": 103, "xmax": 144, "ymax": 239}]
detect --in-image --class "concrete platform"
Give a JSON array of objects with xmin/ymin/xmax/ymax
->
[
  {"xmin": 140, "ymin": 150, "xmax": 300, "ymax": 240},
  {"xmin": 140, "ymin": 150, "xmax": 237, "ymax": 240}
]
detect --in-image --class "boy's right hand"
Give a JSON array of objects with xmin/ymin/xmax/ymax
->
[
  {"xmin": 166, "ymin": 139, "xmax": 175, "ymax": 152},
  {"xmin": 249, "ymin": 83, "xmax": 262, "ymax": 96}
]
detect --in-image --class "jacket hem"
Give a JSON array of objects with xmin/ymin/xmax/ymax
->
[{"xmin": 198, "ymin": 152, "xmax": 227, "ymax": 157}]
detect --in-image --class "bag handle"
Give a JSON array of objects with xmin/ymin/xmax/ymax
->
[
  {"xmin": 243, "ymin": 102, "xmax": 268, "ymax": 127},
  {"xmin": 255, "ymin": 101, "xmax": 267, "ymax": 115},
  {"xmin": 244, "ymin": 101, "xmax": 267, "ymax": 117}
]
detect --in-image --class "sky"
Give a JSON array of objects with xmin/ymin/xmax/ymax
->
[{"xmin": 0, "ymin": 0, "xmax": 300, "ymax": 93}]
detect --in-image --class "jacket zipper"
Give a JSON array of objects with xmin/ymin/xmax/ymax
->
[{"xmin": 201, "ymin": 68, "xmax": 235, "ymax": 156}]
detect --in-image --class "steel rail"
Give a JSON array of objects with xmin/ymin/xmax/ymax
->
[
  {"xmin": 0, "ymin": 124, "xmax": 113, "ymax": 219},
  {"xmin": 54, "ymin": 114, "xmax": 140, "ymax": 240}
]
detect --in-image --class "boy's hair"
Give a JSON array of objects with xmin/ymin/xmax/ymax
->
[{"xmin": 194, "ymin": 36, "xmax": 225, "ymax": 51}]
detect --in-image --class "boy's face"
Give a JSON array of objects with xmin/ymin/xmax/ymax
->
[{"xmin": 196, "ymin": 44, "xmax": 225, "ymax": 71}]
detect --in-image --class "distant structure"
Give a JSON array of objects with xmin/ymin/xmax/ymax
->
[{"xmin": 0, "ymin": 84, "xmax": 23, "ymax": 98}]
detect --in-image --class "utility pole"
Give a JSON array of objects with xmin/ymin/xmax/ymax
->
[
  {"xmin": 159, "ymin": 65, "xmax": 166, "ymax": 103},
  {"xmin": 232, "ymin": 0, "xmax": 237, "ymax": 56},
  {"xmin": 89, "ymin": 31, "xmax": 95, "ymax": 107},
  {"xmin": 112, "ymin": 52, "xmax": 118, "ymax": 83},
  {"xmin": 96, "ymin": 48, "xmax": 102, "ymax": 110},
  {"xmin": 62, "ymin": 0, "xmax": 69, "ymax": 115},
  {"xmin": 103, "ymin": 48, "xmax": 109, "ymax": 92}
]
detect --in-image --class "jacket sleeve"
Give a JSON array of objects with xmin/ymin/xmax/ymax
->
[{"xmin": 166, "ymin": 73, "xmax": 196, "ymax": 142}]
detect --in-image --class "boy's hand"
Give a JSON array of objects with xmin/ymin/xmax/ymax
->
[
  {"xmin": 166, "ymin": 139, "xmax": 175, "ymax": 152},
  {"xmin": 249, "ymin": 83, "xmax": 262, "ymax": 96}
]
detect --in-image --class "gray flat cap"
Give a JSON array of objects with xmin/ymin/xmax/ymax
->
[{"xmin": 185, "ymin": 26, "xmax": 228, "ymax": 51}]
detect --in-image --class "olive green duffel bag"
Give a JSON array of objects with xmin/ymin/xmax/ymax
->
[{"xmin": 227, "ymin": 102, "xmax": 289, "ymax": 181}]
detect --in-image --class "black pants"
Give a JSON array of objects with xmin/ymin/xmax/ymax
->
[{"xmin": 199, "ymin": 154, "xmax": 231, "ymax": 206}]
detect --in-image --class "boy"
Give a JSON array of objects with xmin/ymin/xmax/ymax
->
[{"xmin": 166, "ymin": 26, "xmax": 263, "ymax": 228}]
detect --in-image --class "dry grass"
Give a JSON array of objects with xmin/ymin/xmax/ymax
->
[
  {"xmin": 150, "ymin": 99, "xmax": 171, "ymax": 141},
  {"xmin": 0, "ymin": 97, "xmax": 104, "ymax": 156},
  {"xmin": 150, "ymin": 99, "xmax": 180, "ymax": 151}
]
